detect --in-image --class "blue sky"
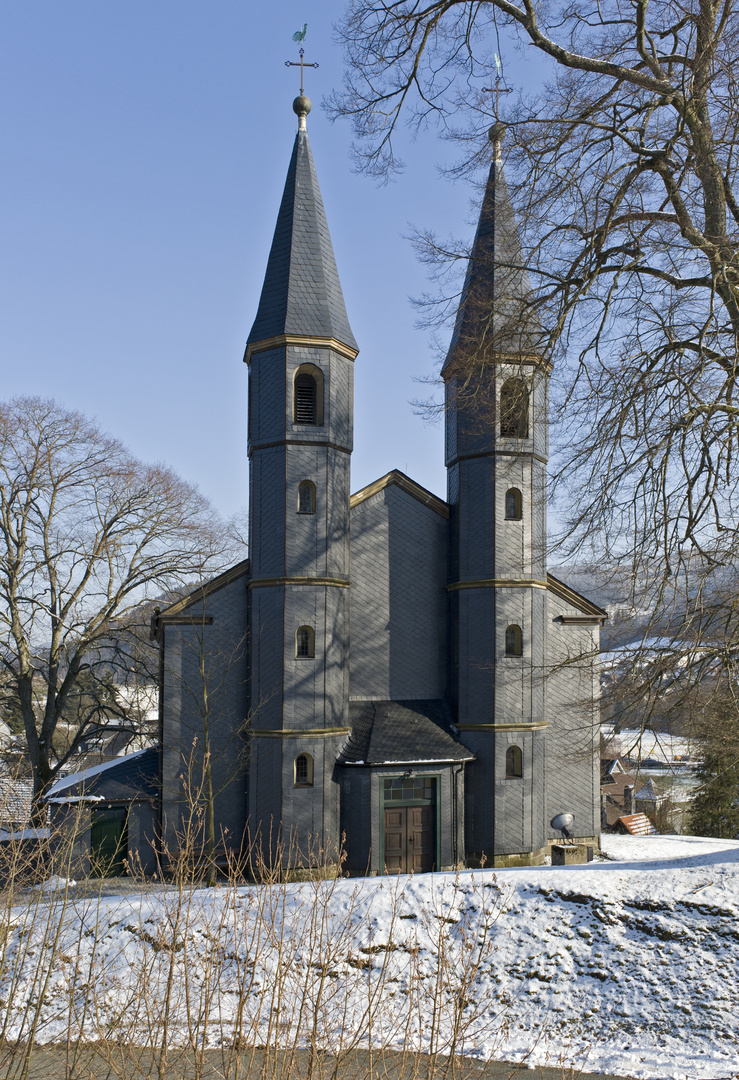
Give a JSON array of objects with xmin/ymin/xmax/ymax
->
[{"xmin": 0, "ymin": 2, "xmax": 530, "ymax": 520}]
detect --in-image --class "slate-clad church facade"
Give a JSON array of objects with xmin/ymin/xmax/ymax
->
[{"xmin": 156, "ymin": 97, "xmax": 605, "ymax": 873}]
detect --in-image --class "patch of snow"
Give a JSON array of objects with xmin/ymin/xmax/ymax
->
[
  {"xmin": 0, "ymin": 827, "xmax": 50, "ymax": 841},
  {"xmin": 47, "ymin": 796, "xmax": 104, "ymax": 805},
  {"xmin": 2, "ymin": 835, "xmax": 739, "ymax": 1079},
  {"xmin": 37, "ymin": 875, "xmax": 76, "ymax": 893},
  {"xmin": 344, "ymin": 758, "xmax": 466, "ymax": 766},
  {"xmin": 601, "ymin": 726, "xmax": 694, "ymax": 764}
]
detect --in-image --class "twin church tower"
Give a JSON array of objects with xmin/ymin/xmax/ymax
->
[{"xmin": 159, "ymin": 94, "xmax": 604, "ymax": 872}]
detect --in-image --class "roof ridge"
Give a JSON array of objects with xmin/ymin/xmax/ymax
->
[{"xmin": 350, "ymin": 470, "xmax": 449, "ymax": 519}]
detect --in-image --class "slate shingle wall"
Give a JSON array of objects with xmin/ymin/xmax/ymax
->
[
  {"xmin": 326, "ymin": 449, "xmax": 351, "ymax": 580},
  {"xmin": 282, "ymin": 585, "xmax": 349, "ymax": 729},
  {"xmin": 286, "ymin": 444, "xmax": 325, "ymax": 577},
  {"xmin": 455, "ymin": 590, "xmax": 496, "ymax": 725},
  {"xmin": 249, "ymin": 348, "xmax": 287, "ymax": 446},
  {"xmin": 249, "ymin": 737, "xmax": 283, "ymax": 860},
  {"xmin": 348, "ymin": 493, "xmax": 389, "ymax": 697},
  {"xmin": 161, "ymin": 574, "xmax": 249, "ymax": 855},
  {"xmin": 279, "ymin": 733, "xmax": 344, "ymax": 865},
  {"xmin": 349, "ymin": 484, "xmax": 447, "ymax": 700},
  {"xmin": 250, "ymin": 447, "xmax": 287, "ymax": 579},
  {"xmin": 249, "ymin": 587, "xmax": 285, "ymax": 731},
  {"xmin": 545, "ymin": 590, "xmax": 600, "ymax": 841},
  {"xmin": 340, "ymin": 768, "xmax": 372, "ymax": 875}
]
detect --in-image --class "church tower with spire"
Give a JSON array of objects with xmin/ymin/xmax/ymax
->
[
  {"xmin": 157, "ymin": 101, "xmax": 603, "ymax": 878},
  {"xmin": 244, "ymin": 94, "xmax": 358, "ymax": 866},
  {"xmin": 444, "ymin": 124, "xmax": 551, "ymax": 865}
]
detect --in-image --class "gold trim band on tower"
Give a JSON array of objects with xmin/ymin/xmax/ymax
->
[
  {"xmin": 248, "ymin": 577, "xmax": 351, "ymax": 589},
  {"xmin": 244, "ymin": 334, "xmax": 358, "ymax": 364},
  {"xmin": 249, "ymin": 727, "xmax": 351, "ymax": 738},
  {"xmin": 457, "ymin": 722, "xmax": 550, "ymax": 732},
  {"xmin": 447, "ymin": 578, "xmax": 548, "ymax": 591}
]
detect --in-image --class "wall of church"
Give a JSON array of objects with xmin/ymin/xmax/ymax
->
[
  {"xmin": 160, "ymin": 574, "xmax": 249, "ymax": 857},
  {"xmin": 250, "ymin": 447, "xmax": 287, "ymax": 578},
  {"xmin": 246, "ymin": 732, "xmax": 343, "ymax": 868},
  {"xmin": 282, "ymin": 585, "xmax": 350, "ymax": 729},
  {"xmin": 461, "ymin": 728, "xmax": 546, "ymax": 862},
  {"xmin": 493, "ymin": 586, "xmax": 547, "ymax": 724},
  {"xmin": 545, "ymin": 590, "xmax": 601, "ymax": 842},
  {"xmin": 350, "ymin": 484, "xmax": 447, "ymax": 700}
]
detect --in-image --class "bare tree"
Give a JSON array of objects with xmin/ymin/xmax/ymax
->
[
  {"xmin": 331, "ymin": 0, "xmax": 739, "ymax": 735},
  {"xmin": 333, "ymin": 0, "xmax": 739, "ymax": 561},
  {"xmin": 0, "ymin": 396, "xmax": 229, "ymax": 816}
]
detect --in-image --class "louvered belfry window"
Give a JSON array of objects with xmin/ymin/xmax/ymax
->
[
  {"xmin": 500, "ymin": 379, "xmax": 529, "ymax": 438},
  {"xmin": 294, "ymin": 374, "xmax": 317, "ymax": 424}
]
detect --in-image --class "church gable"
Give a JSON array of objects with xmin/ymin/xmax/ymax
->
[{"xmin": 350, "ymin": 472, "xmax": 448, "ymax": 702}]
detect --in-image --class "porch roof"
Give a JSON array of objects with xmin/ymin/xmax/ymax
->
[{"xmin": 340, "ymin": 700, "xmax": 474, "ymax": 767}]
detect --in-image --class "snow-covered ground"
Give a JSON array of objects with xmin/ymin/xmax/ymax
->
[
  {"xmin": 601, "ymin": 726, "xmax": 694, "ymax": 765},
  {"xmin": 2, "ymin": 835, "xmax": 738, "ymax": 1080}
]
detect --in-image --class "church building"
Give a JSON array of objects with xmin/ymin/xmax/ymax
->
[{"xmin": 155, "ymin": 94, "xmax": 606, "ymax": 874}]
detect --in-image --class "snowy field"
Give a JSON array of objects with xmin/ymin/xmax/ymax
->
[
  {"xmin": 1, "ymin": 835, "xmax": 738, "ymax": 1080},
  {"xmin": 600, "ymin": 726, "xmax": 694, "ymax": 765}
]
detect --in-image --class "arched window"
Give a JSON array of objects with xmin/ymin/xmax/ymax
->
[
  {"xmin": 505, "ymin": 624, "xmax": 523, "ymax": 656},
  {"xmin": 293, "ymin": 365, "xmax": 325, "ymax": 425},
  {"xmin": 506, "ymin": 745, "xmax": 523, "ymax": 778},
  {"xmin": 500, "ymin": 379, "xmax": 529, "ymax": 438},
  {"xmin": 297, "ymin": 480, "xmax": 316, "ymax": 514},
  {"xmin": 295, "ymin": 753, "xmax": 314, "ymax": 786},
  {"xmin": 505, "ymin": 487, "xmax": 522, "ymax": 520},
  {"xmin": 296, "ymin": 625, "xmax": 315, "ymax": 658}
]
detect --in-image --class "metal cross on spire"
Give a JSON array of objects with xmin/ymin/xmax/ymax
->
[
  {"xmin": 483, "ymin": 53, "xmax": 512, "ymax": 117},
  {"xmin": 285, "ymin": 27, "xmax": 319, "ymax": 96}
]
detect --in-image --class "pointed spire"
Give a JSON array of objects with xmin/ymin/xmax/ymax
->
[
  {"xmin": 246, "ymin": 100, "xmax": 357, "ymax": 355},
  {"xmin": 443, "ymin": 124, "xmax": 542, "ymax": 375}
]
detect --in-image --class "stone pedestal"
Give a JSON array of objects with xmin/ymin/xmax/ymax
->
[{"xmin": 551, "ymin": 843, "xmax": 590, "ymax": 866}]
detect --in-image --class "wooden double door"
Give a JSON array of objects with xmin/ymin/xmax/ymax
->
[{"xmin": 384, "ymin": 805, "xmax": 435, "ymax": 873}]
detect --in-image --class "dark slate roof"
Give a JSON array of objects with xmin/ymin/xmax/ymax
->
[
  {"xmin": 340, "ymin": 700, "xmax": 474, "ymax": 766},
  {"xmin": 247, "ymin": 128, "xmax": 357, "ymax": 352},
  {"xmin": 46, "ymin": 748, "xmax": 159, "ymax": 804},
  {"xmin": 443, "ymin": 152, "xmax": 544, "ymax": 374}
]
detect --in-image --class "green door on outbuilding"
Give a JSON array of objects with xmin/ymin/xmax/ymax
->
[{"xmin": 90, "ymin": 807, "xmax": 128, "ymax": 876}]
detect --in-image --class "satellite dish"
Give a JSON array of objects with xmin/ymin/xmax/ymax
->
[{"xmin": 551, "ymin": 813, "xmax": 575, "ymax": 840}]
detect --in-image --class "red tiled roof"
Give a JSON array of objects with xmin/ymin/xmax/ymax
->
[{"xmin": 616, "ymin": 813, "xmax": 656, "ymax": 836}]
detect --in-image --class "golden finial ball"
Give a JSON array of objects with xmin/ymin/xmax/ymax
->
[{"xmin": 293, "ymin": 95, "xmax": 312, "ymax": 118}]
